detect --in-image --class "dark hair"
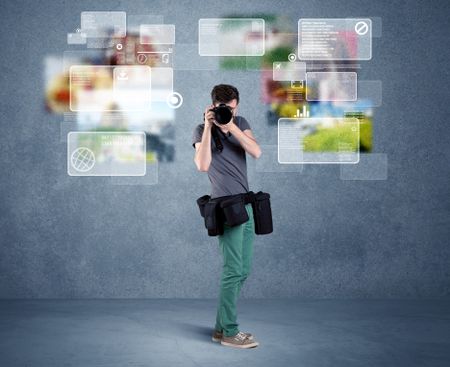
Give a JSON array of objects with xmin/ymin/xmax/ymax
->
[{"xmin": 211, "ymin": 84, "xmax": 240, "ymax": 105}]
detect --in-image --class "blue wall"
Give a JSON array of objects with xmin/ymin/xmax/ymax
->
[{"xmin": 1, "ymin": 0, "xmax": 449, "ymax": 298}]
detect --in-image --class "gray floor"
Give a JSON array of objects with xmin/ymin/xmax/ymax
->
[{"xmin": 1, "ymin": 299, "xmax": 449, "ymax": 367}]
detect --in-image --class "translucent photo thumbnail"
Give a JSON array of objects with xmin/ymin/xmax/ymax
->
[
  {"xmin": 278, "ymin": 117, "xmax": 360, "ymax": 164},
  {"xmin": 67, "ymin": 132, "xmax": 146, "ymax": 176}
]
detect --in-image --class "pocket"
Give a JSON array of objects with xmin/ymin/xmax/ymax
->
[
  {"xmin": 251, "ymin": 191, "xmax": 273, "ymax": 235},
  {"xmin": 196, "ymin": 195, "xmax": 211, "ymax": 218},
  {"xmin": 204, "ymin": 200, "xmax": 224, "ymax": 236},
  {"xmin": 220, "ymin": 195, "xmax": 249, "ymax": 227}
]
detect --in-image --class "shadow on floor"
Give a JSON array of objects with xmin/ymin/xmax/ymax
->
[{"xmin": 173, "ymin": 321, "xmax": 214, "ymax": 342}]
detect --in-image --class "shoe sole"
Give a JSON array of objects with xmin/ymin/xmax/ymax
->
[
  {"xmin": 220, "ymin": 340, "xmax": 259, "ymax": 349},
  {"xmin": 212, "ymin": 335, "xmax": 254, "ymax": 342}
]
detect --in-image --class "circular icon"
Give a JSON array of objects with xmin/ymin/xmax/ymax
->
[
  {"xmin": 288, "ymin": 53, "xmax": 297, "ymax": 62},
  {"xmin": 166, "ymin": 92, "xmax": 183, "ymax": 109},
  {"xmin": 137, "ymin": 54, "xmax": 147, "ymax": 64},
  {"xmin": 355, "ymin": 21, "xmax": 369, "ymax": 36},
  {"xmin": 71, "ymin": 147, "xmax": 95, "ymax": 172},
  {"xmin": 116, "ymin": 43, "xmax": 123, "ymax": 50}
]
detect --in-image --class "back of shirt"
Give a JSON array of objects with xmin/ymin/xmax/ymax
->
[{"xmin": 192, "ymin": 116, "xmax": 251, "ymax": 198}]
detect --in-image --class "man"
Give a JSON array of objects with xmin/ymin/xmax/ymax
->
[{"xmin": 192, "ymin": 84, "xmax": 262, "ymax": 349}]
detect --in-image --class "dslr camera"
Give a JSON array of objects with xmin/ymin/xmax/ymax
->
[{"xmin": 205, "ymin": 103, "xmax": 233, "ymax": 125}]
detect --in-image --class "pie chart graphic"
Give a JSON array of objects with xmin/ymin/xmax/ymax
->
[{"xmin": 71, "ymin": 147, "xmax": 95, "ymax": 172}]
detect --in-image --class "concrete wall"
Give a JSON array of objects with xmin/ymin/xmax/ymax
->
[{"xmin": 1, "ymin": 0, "xmax": 449, "ymax": 298}]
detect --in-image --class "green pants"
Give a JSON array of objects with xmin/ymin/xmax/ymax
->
[{"xmin": 215, "ymin": 203, "xmax": 255, "ymax": 337}]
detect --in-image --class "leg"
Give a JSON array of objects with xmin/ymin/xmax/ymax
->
[
  {"xmin": 237, "ymin": 204, "xmax": 255, "ymax": 295},
  {"xmin": 215, "ymin": 221, "xmax": 245, "ymax": 337}
]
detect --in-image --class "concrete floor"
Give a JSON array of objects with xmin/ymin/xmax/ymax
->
[{"xmin": 0, "ymin": 299, "xmax": 449, "ymax": 367}]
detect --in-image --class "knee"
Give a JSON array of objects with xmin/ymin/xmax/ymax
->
[
  {"xmin": 240, "ymin": 269, "xmax": 250, "ymax": 283},
  {"xmin": 242, "ymin": 261, "xmax": 252, "ymax": 280},
  {"xmin": 222, "ymin": 268, "xmax": 243, "ymax": 285}
]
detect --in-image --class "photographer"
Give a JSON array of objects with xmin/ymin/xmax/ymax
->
[{"xmin": 192, "ymin": 84, "xmax": 262, "ymax": 349}]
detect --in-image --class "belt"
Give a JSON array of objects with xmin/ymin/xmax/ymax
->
[
  {"xmin": 211, "ymin": 191, "xmax": 255, "ymax": 205},
  {"xmin": 243, "ymin": 192, "xmax": 254, "ymax": 205}
]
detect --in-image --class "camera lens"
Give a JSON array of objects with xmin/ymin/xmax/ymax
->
[{"xmin": 213, "ymin": 105, "xmax": 233, "ymax": 125}]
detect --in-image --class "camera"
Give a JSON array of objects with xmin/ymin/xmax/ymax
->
[{"xmin": 206, "ymin": 103, "xmax": 233, "ymax": 125}]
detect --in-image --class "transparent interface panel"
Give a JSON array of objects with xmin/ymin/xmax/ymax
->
[
  {"xmin": 150, "ymin": 67, "xmax": 173, "ymax": 102},
  {"xmin": 67, "ymin": 32, "xmax": 87, "ymax": 45},
  {"xmin": 340, "ymin": 153, "xmax": 388, "ymax": 180},
  {"xmin": 81, "ymin": 11, "xmax": 127, "ymax": 38},
  {"xmin": 255, "ymin": 145, "xmax": 304, "ymax": 173},
  {"xmin": 357, "ymin": 80, "xmax": 382, "ymax": 107},
  {"xmin": 278, "ymin": 118, "xmax": 360, "ymax": 164},
  {"xmin": 306, "ymin": 72, "xmax": 357, "ymax": 101},
  {"xmin": 173, "ymin": 43, "xmax": 220, "ymax": 70},
  {"xmin": 198, "ymin": 18, "xmax": 265, "ymax": 56},
  {"xmin": 272, "ymin": 62, "xmax": 306, "ymax": 81},
  {"xmin": 67, "ymin": 132, "xmax": 146, "ymax": 176},
  {"xmin": 110, "ymin": 161, "xmax": 158, "ymax": 185},
  {"xmin": 69, "ymin": 65, "xmax": 151, "ymax": 112},
  {"xmin": 140, "ymin": 24, "xmax": 175, "ymax": 44},
  {"xmin": 298, "ymin": 18, "xmax": 372, "ymax": 60}
]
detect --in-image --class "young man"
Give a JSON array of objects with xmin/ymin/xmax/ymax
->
[{"xmin": 192, "ymin": 84, "xmax": 262, "ymax": 349}]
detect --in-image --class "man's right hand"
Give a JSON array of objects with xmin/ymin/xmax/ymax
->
[{"xmin": 204, "ymin": 105, "xmax": 215, "ymax": 129}]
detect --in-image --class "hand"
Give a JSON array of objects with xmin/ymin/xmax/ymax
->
[
  {"xmin": 203, "ymin": 105, "xmax": 215, "ymax": 129},
  {"xmin": 213, "ymin": 116, "xmax": 236, "ymax": 134}
]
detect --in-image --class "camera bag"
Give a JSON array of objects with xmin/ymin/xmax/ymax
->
[
  {"xmin": 196, "ymin": 195, "xmax": 210, "ymax": 218},
  {"xmin": 220, "ymin": 195, "xmax": 249, "ymax": 226},
  {"xmin": 197, "ymin": 195, "xmax": 224, "ymax": 236},
  {"xmin": 251, "ymin": 191, "xmax": 273, "ymax": 235},
  {"xmin": 196, "ymin": 191, "xmax": 273, "ymax": 236}
]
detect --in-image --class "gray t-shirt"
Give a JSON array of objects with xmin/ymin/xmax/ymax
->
[{"xmin": 192, "ymin": 116, "xmax": 251, "ymax": 198}]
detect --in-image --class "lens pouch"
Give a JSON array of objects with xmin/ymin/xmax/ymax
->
[
  {"xmin": 196, "ymin": 195, "xmax": 211, "ymax": 218},
  {"xmin": 220, "ymin": 195, "xmax": 249, "ymax": 227},
  {"xmin": 251, "ymin": 191, "xmax": 273, "ymax": 235},
  {"xmin": 204, "ymin": 199, "xmax": 224, "ymax": 236}
]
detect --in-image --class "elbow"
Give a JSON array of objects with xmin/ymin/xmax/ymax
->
[
  {"xmin": 197, "ymin": 165, "xmax": 209, "ymax": 172},
  {"xmin": 195, "ymin": 160, "xmax": 210, "ymax": 172},
  {"xmin": 252, "ymin": 147, "xmax": 262, "ymax": 159}
]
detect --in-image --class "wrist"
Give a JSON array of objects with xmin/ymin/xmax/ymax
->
[{"xmin": 228, "ymin": 121, "xmax": 238, "ymax": 132}]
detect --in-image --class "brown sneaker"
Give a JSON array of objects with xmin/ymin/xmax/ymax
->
[
  {"xmin": 220, "ymin": 331, "xmax": 259, "ymax": 349},
  {"xmin": 212, "ymin": 329, "xmax": 254, "ymax": 342}
]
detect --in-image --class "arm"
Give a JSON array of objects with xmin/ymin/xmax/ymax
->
[
  {"xmin": 228, "ymin": 123, "xmax": 262, "ymax": 159},
  {"xmin": 194, "ymin": 106, "xmax": 215, "ymax": 172},
  {"xmin": 194, "ymin": 125, "xmax": 212, "ymax": 172}
]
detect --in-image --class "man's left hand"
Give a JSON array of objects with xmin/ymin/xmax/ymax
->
[{"xmin": 213, "ymin": 117, "xmax": 237, "ymax": 134}]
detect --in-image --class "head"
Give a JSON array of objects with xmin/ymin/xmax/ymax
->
[{"xmin": 211, "ymin": 84, "xmax": 239, "ymax": 115}]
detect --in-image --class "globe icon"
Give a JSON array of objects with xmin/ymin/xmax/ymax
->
[{"xmin": 71, "ymin": 147, "xmax": 95, "ymax": 172}]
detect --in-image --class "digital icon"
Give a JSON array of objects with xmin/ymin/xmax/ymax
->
[
  {"xmin": 166, "ymin": 92, "xmax": 183, "ymax": 109},
  {"xmin": 116, "ymin": 43, "xmax": 123, "ymax": 50},
  {"xmin": 355, "ymin": 21, "xmax": 369, "ymax": 36},
  {"xmin": 288, "ymin": 53, "xmax": 297, "ymax": 62},
  {"xmin": 294, "ymin": 105, "xmax": 309, "ymax": 118},
  {"xmin": 71, "ymin": 147, "xmax": 95, "ymax": 172},
  {"xmin": 116, "ymin": 69, "xmax": 128, "ymax": 80},
  {"xmin": 137, "ymin": 54, "xmax": 148, "ymax": 64}
]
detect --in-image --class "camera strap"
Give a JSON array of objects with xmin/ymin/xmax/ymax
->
[{"xmin": 211, "ymin": 125, "xmax": 223, "ymax": 152}]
